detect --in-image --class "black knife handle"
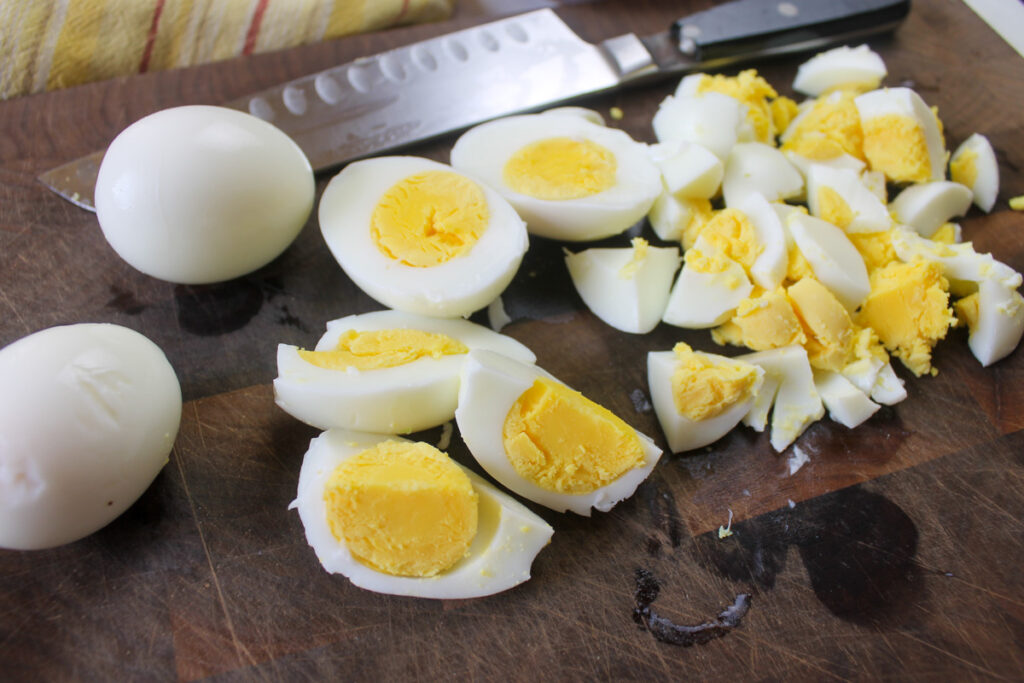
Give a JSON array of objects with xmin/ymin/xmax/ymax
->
[{"xmin": 674, "ymin": 0, "xmax": 911, "ymax": 64}]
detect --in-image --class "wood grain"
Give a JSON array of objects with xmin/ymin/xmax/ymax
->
[{"xmin": 1, "ymin": 0, "xmax": 1023, "ymax": 679}]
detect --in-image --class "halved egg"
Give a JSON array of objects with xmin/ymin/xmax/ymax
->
[
  {"xmin": 318, "ymin": 156, "xmax": 528, "ymax": 318},
  {"xmin": 292, "ymin": 430, "xmax": 553, "ymax": 598},
  {"xmin": 648, "ymin": 342, "xmax": 764, "ymax": 453},
  {"xmin": 950, "ymin": 133, "xmax": 999, "ymax": 213},
  {"xmin": 274, "ymin": 310, "xmax": 535, "ymax": 434},
  {"xmin": 564, "ymin": 238, "xmax": 681, "ymax": 334},
  {"xmin": 449, "ymin": 113, "xmax": 661, "ymax": 241},
  {"xmin": 792, "ymin": 44, "xmax": 887, "ymax": 96},
  {"xmin": 455, "ymin": 350, "xmax": 662, "ymax": 516}
]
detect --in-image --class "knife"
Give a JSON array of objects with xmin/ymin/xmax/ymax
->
[{"xmin": 39, "ymin": 0, "xmax": 910, "ymax": 212}]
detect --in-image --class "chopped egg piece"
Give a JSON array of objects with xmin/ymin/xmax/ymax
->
[
  {"xmin": 856, "ymin": 260, "xmax": 956, "ymax": 376},
  {"xmin": 955, "ymin": 276, "xmax": 1024, "ymax": 367},
  {"xmin": 713, "ymin": 288, "xmax": 806, "ymax": 351},
  {"xmin": 653, "ymin": 141, "xmax": 724, "ymax": 199},
  {"xmin": 950, "ymin": 133, "xmax": 999, "ymax": 213},
  {"xmin": 274, "ymin": 310, "xmax": 535, "ymax": 434},
  {"xmin": 663, "ymin": 233, "xmax": 753, "ymax": 328},
  {"xmin": 722, "ymin": 142, "xmax": 804, "ymax": 208},
  {"xmin": 793, "ymin": 45, "xmax": 887, "ymax": 96},
  {"xmin": 647, "ymin": 343, "xmax": 764, "ymax": 453},
  {"xmin": 806, "ymin": 165, "xmax": 891, "ymax": 233},
  {"xmin": 456, "ymin": 350, "xmax": 661, "ymax": 516},
  {"xmin": 889, "ymin": 181, "xmax": 974, "ymax": 238},
  {"xmin": 855, "ymin": 87, "xmax": 946, "ymax": 183},
  {"xmin": 737, "ymin": 193, "xmax": 789, "ymax": 290},
  {"xmin": 840, "ymin": 326, "xmax": 889, "ymax": 395},
  {"xmin": 293, "ymin": 430, "xmax": 553, "ymax": 598},
  {"xmin": 653, "ymin": 92, "xmax": 744, "ymax": 161},
  {"xmin": 782, "ymin": 91, "xmax": 866, "ymax": 162},
  {"xmin": 648, "ymin": 193, "xmax": 712, "ymax": 243},
  {"xmin": 787, "ymin": 212, "xmax": 871, "ymax": 311},
  {"xmin": 741, "ymin": 372, "xmax": 781, "ymax": 433},
  {"xmin": 788, "ymin": 276, "xmax": 855, "ymax": 371},
  {"xmin": 677, "ymin": 69, "xmax": 780, "ymax": 143},
  {"xmin": 813, "ymin": 369, "xmax": 880, "ymax": 428},
  {"xmin": 565, "ymin": 238, "xmax": 681, "ymax": 334},
  {"xmin": 738, "ymin": 345, "xmax": 824, "ymax": 452},
  {"xmin": 890, "ymin": 227, "xmax": 1020, "ymax": 295},
  {"xmin": 848, "ymin": 228, "xmax": 899, "ymax": 274},
  {"xmin": 1010, "ymin": 196, "xmax": 1024, "ymax": 211},
  {"xmin": 870, "ymin": 362, "xmax": 908, "ymax": 405},
  {"xmin": 450, "ymin": 113, "xmax": 662, "ymax": 241}
]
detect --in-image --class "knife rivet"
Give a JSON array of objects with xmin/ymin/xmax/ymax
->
[{"xmin": 777, "ymin": 2, "xmax": 799, "ymax": 17}]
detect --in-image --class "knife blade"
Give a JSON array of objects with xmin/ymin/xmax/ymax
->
[{"xmin": 39, "ymin": 0, "xmax": 909, "ymax": 212}]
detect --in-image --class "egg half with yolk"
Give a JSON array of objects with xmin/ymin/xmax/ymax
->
[
  {"xmin": 449, "ymin": 113, "xmax": 662, "ymax": 241},
  {"xmin": 318, "ymin": 157, "xmax": 528, "ymax": 318},
  {"xmin": 455, "ymin": 350, "xmax": 662, "ymax": 516},
  {"xmin": 292, "ymin": 430, "xmax": 553, "ymax": 598},
  {"xmin": 274, "ymin": 310, "xmax": 535, "ymax": 434}
]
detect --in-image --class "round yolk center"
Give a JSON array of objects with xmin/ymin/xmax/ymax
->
[
  {"xmin": 503, "ymin": 137, "xmax": 617, "ymax": 200},
  {"xmin": 501, "ymin": 377, "xmax": 645, "ymax": 494},
  {"xmin": 371, "ymin": 170, "xmax": 489, "ymax": 267},
  {"xmin": 324, "ymin": 441, "xmax": 478, "ymax": 577}
]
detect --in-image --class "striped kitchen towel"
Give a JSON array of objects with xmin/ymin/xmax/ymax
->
[{"xmin": 0, "ymin": 0, "xmax": 454, "ymax": 99}]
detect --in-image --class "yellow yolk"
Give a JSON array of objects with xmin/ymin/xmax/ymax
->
[
  {"xmin": 786, "ymin": 242, "xmax": 816, "ymax": 283},
  {"xmin": 861, "ymin": 114, "xmax": 932, "ymax": 183},
  {"xmin": 788, "ymin": 277, "xmax": 854, "ymax": 371},
  {"xmin": 700, "ymin": 209, "xmax": 762, "ymax": 272},
  {"xmin": 848, "ymin": 229, "xmax": 898, "ymax": 274},
  {"xmin": 618, "ymin": 237, "xmax": 649, "ymax": 279},
  {"xmin": 679, "ymin": 198, "xmax": 715, "ymax": 250},
  {"xmin": 771, "ymin": 96, "xmax": 800, "ymax": 136},
  {"xmin": 856, "ymin": 260, "xmax": 956, "ymax": 376},
  {"xmin": 323, "ymin": 441, "xmax": 478, "ymax": 577},
  {"xmin": 954, "ymin": 292, "xmax": 979, "ymax": 329},
  {"xmin": 695, "ymin": 69, "xmax": 778, "ymax": 142},
  {"xmin": 817, "ymin": 186, "xmax": 855, "ymax": 230},
  {"xmin": 931, "ymin": 223, "xmax": 959, "ymax": 245},
  {"xmin": 502, "ymin": 378, "xmax": 645, "ymax": 494},
  {"xmin": 714, "ymin": 288, "xmax": 806, "ymax": 350},
  {"xmin": 371, "ymin": 170, "xmax": 489, "ymax": 267},
  {"xmin": 782, "ymin": 92, "xmax": 864, "ymax": 160},
  {"xmin": 842, "ymin": 325, "xmax": 890, "ymax": 374},
  {"xmin": 298, "ymin": 329, "xmax": 469, "ymax": 370},
  {"xmin": 950, "ymin": 146, "xmax": 978, "ymax": 189},
  {"xmin": 503, "ymin": 137, "xmax": 617, "ymax": 200},
  {"xmin": 1009, "ymin": 196, "xmax": 1024, "ymax": 211},
  {"xmin": 669, "ymin": 342, "xmax": 761, "ymax": 421}
]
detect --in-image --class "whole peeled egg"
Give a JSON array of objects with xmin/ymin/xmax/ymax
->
[
  {"xmin": 95, "ymin": 105, "xmax": 314, "ymax": 284},
  {"xmin": 0, "ymin": 324, "xmax": 182, "ymax": 550}
]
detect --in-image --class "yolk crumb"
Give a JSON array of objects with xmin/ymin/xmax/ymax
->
[{"xmin": 715, "ymin": 288, "xmax": 806, "ymax": 351}]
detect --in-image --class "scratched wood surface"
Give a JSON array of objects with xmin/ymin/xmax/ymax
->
[{"xmin": 1, "ymin": 0, "xmax": 1023, "ymax": 679}]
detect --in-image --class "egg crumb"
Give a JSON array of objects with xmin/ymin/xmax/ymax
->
[
  {"xmin": 323, "ymin": 440, "xmax": 477, "ymax": 577},
  {"xmin": 670, "ymin": 343, "xmax": 761, "ymax": 421},
  {"xmin": 848, "ymin": 229, "xmax": 898, "ymax": 274},
  {"xmin": 856, "ymin": 260, "xmax": 956, "ymax": 376},
  {"xmin": 610, "ymin": 106, "xmax": 624, "ymax": 120},
  {"xmin": 502, "ymin": 377, "xmax": 646, "ymax": 494}
]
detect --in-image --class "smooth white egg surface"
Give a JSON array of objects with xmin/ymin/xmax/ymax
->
[
  {"xmin": 564, "ymin": 238, "xmax": 681, "ymax": 334},
  {"xmin": 274, "ymin": 310, "xmax": 536, "ymax": 434},
  {"xmin": 793, "ymin": 44, "xmax": 887, "ymax": 96},
  {"xmin": 648, "ymin": 344, "xmax": 764, "ymax": 454},
  {"xmin": 786, "ymin": 212, "xmax": 870, "ymax": 311},
  {"xmin": 889, "ymin": 181, "xmax": 974, "ymax": 238},
  {"xmin": 653, "ymin": 92, "xmax": 744, "ymax": 161},
  {"xmin": 95, "ymin": 105, "xmax": 314, "ymax": 284},
  {"xmin": 319, "ymin": 156, "xmax": 528, "ymax": 318},
  {"xmin": 813, "ymin": 369, "xmax": 880, "ymax": 429},
  {"xmin": 455, "ymin": 350, "xmax": 662, "ymax": 516},
  {"xmin": 449, "ymin": 114, "xmax": 661, "ymax": 241},
  {"xmin": 0, "ymin": 324, "xmax": 181, "ymax": 550},
  {"xmin": 950, "ymin": 133, "xmax": 999, "ymax": 213},
  {"xmin": 722, "ymin": 142, "xmax": 804, "ymax": 208},
  {"xmin": 292, "ymin": 429, "xmax": 553, "ymax": 599},
  {"xmin": 662, "ymin": 233, "xmax": 753, "ymax": 329},
  {"xmin": 738, "ymin": 346, "xmax": 824, "ymax": 453}
]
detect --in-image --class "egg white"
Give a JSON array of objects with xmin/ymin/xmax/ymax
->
[
  {"xmin": 854, "ymin": 87, "xmax": 946, "ymax": 182},
  {"xmin": 812, "ymin": 369, "xmax": 880, "ymax": 429},
  {"xmin": 318, "ymin": 156, "xmax": 528, "ymax": 318},
  {"xmin": 449, "ymin": 114, "xmax": 661, "ymax": 241},
  {"xmin": 951, "ymin": 133, "xmax": 999, "ymax": 213},
  {"xmin": 786, "ymin": 212, "xmax": 870, "ymax": 312},
  {"xmin": 722, "ymin": 142, "xmax": 804, "ymax": 209},
  {"xmin": 653, "ymin": 92, "xmax": 744, "ymax": 161},
  {"xmin": 738, "ymin": 345, "xmax": 824, "ymax": 453},
  {"xmin": 292, "ymin": 429, "xmax": 553, "ymax": 599},
  {"xmin": 889, "ymin": 181, "xmax": 973, "ymax": 238},
  {"xmin": 806, "ymin": 164, "xmax": 891, "ymax": 233},
  {"xmin": 647, "ymin": 349, "xmax": 763, "ymax": 454},
  {"xmin": 662, "ymin": 233, "xmax": 753, "ymax": 329},
  {"xmin": 455, "ymin": 350, "xmax": 662, "ymax": 516},
  {"xmin": 274, "ymin": 310, "xmax": 536, "ymax": 434},
  {"xmin": 792, "ymin": 44, "xmax": 887, "ymax": 96}
]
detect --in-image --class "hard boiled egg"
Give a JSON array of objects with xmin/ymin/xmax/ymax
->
[
  {"xmin": 95, "ymin": 105, "xmax": 314, "ymax": 284},
  {"xmin": 787, "ymin": 212, "xmax": 871, "ymax": 311},
  {"xmin": 812, "ymin": 369, "xmax": 880, "ymax": 428},
  {"xmin": 292, "ymin": 430, "xmax": 553, "ymax": 598},
  {"xmin": 652, "ymin": 92, "xmax": 745, "ymax": 161},
  {"xmin": 722, "ymin": 142, "xmax": 804, "ymax": 209},
  {"xmin": 738, "ymin": 345, "xmax": 824, "ymax": 452},
  {"xmin": 950, "ymin": 133, "xmax": 999, "ymax": 213},
  {"xmin": 648, "ymin": 343, "xmax": 764, "ymax": 453},
  {"xmin": 318, "ymin": 157, "xmax": 528, "ymax": 318},
  {"xmin": 662, "ymin": 233, "xmax": 753, "ymax": 329},
  {"xmin": 564, "ymin": 238, "xmax": 681, "ymax": 334},
  {"xmin": 792, "ymin": 45, "xmax": 887, "ymax": 96},
  {"xmin": 889, "ymin": 181, "xmax": 974, "ymax": 238},
  {"xmin": 806, "ymin": 164, "xmax": 891, "ymax": 233},
  {"xmin": 449, "ymin": 113, "xmax": 661, "ymax": 241},
  {"xmin": 955, "ymin": 274, "xmax": 1024, "ymax": 367},
  {"xmin": 0, "ymin": 324, "xmax": 181, "ymax": 550},
  {"xmin": 455, "ymin": 350, "xmax": 662, "ymax": 516},
  {"xmin": 274, "ymin": 310, "xmax": 535, "ymax": 434}
]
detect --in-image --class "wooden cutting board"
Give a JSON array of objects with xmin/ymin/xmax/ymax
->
[{"xmin": 2, "ymin": 0, "xmax": 1023, "ymax": 678}]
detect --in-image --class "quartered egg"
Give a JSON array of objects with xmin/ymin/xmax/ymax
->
[
  {"xmin": 274, "ymin": 310, "xmax": 535, "ymax": 434},
  {"xmin": 806, "ymin": 164, "xmax": 891, "ymax": 233},
  {"xmin": 455, "ymin": 350, "xmax": 662, "ymax": 516},
  {"xmin": 950, "ymin": 133, "xmax": 999, "ymax": 212},
  {"xmin": 889, "ymin": 181, "xmax": 974, "ymax": 238},
  {"xmin": 292, "ymin": 430, "xmax": 553, "ymax": 599},
  {"xmin": 319, "ymin": 157, "xmax": 528, "ymax": 318},
  {"xmin": 564, "ymin": 237, "xmax": 681, "ymax": 334},
  {"xmin": 792, "ymin": 44, "xmax": 887, "ymax": 96},
  {"xmin": 854, "ymin": 87, "xmax": 946, "ymax": 183},
  {"xmin": 449, "ymin": 113, "xmax": 661, "ymax": 241},
  {"xmin": 648, "ymin": 343, "xmax": 764, "ymax": 453}
]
